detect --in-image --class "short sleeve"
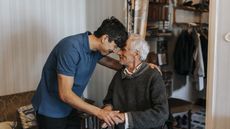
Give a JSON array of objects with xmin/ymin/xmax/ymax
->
[{"xmin": 56, "ymin": 48, "xmax": 80, "ymax": 76}]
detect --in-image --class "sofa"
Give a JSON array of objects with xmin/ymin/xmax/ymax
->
[
  {"xmin": 0, "ymin": 91, "xmax": 98, "ymax": 129},
  {"xmin": 0, "ymin": 91, "xmax": 37, "ymax": 129}
]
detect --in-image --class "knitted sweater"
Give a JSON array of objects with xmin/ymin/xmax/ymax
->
[{"xmin": 103, "ymin": 63, "xmax": 169, "ymax": 129}]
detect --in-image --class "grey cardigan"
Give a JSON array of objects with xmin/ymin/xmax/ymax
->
[{"xmin": 103, "ymin": 63, "xmax": 169, "ymax": 129}]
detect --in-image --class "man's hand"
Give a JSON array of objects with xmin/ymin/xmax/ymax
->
[
  {"xmin": 148, "ymin": 63, "xmax": 162, "ymax": 75},
  {"xmin": 114, "ymin": 113, "xmax": 125, "ymax": 124},
  {"xmin": 101, "ymin": 113, "xmax": 125, "ymax": 128},
  {"xmin": 96, "ymin": 109, "xmax": 121, "ymax": 126}
]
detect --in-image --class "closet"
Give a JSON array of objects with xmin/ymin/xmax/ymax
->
[{"xmin": 146, "ymin": 0, "xmax": 209, "ymax": 129}]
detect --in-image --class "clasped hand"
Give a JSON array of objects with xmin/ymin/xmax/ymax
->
[{"xmin": 97, "ymin": 109, "xmax": 125, "ymax": 128}]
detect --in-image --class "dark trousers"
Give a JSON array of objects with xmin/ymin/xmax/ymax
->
[{"xmin": 36, "ymin": 110, "xmax": 81, "ymax": 129}]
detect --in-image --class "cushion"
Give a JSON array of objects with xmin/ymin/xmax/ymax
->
[
  {"xmin": 0, "ymin": 121, "xmax": 16, "ymax": 129},
  {"xmin": 17, "ymin": 104, "xmax": 37, "ymax": 129}
]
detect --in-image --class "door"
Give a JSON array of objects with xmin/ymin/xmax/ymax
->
[{"xmin": 206, "ymin": 0, "xmax": 230, "ymax": 129}]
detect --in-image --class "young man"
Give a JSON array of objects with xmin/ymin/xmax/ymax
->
[
  {"xmin": 103, "ymin": 34, "xmax": 169, "ymax": 129},
  {"xmin": 32, "ymin": 17, "xmax": 128, "ymax": 129}
]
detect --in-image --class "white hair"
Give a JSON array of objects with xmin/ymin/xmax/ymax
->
[{"xmin": 129, "ymin": 34, "xmax": 150, "ymax": 61}]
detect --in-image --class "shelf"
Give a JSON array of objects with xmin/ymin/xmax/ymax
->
[
  {"xmin": 173, "ymin": 22, "xmax": 209, "ymax": 27},
  {"xmin": 174, "ymin": 6, "xmax": 208, "ymax": 13},
  {"xmin": 146, "ymin": 32, "xmax": 172, "ymax": 38},
  {"xmin": 173, "ymin": 6, "xmax": 209, "ymax": 25},
  {"xmin": 149, "ymin": 2, "xmax": 169, "ymax": 6},
  {"xmin": 147, "ymin": 21, "xmax": 158, "ymax": 26},
  {"xmin": 168, "ymin": 98, "xmax": 193, "ymax": 113},
  {"xmin": 157, "ymin": 32, "xmax": 172, "ymax": 37}
]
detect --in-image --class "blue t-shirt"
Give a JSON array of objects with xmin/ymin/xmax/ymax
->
[{"xmin": 32, "ymin": 32, "xmax": 103, "ymax": 118}]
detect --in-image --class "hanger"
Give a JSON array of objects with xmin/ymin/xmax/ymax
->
[
  {"xmin": 188, "ymin": 22, "xmax": 198, "ymax": 27},
  {"xmin": 199, "ymin": 26, "xmax": 208, "ymax": 39}
]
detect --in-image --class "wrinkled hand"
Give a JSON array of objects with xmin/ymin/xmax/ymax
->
[
  {"xmin": 97, "ymin": 109, "xmax": 121, "ymax": 127},
  {"xmin": 101, "ymin": 113, "xmax": 125, "ymax": 128},
  {"xmin": 148, "ymin": 63, "xmax": 162, "ymax": 75}
]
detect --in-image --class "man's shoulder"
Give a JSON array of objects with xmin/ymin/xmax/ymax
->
[
  {"xmin": 115, "ymin": 69, "xmax": 123, "ymax": 76},
  {"xmin": 112, "ymin": 69, "xmax": 124, "ymax": 79},
  {"xmin": 56, "ymin": 32, "xmax": 89, "ymax": 51},
  {"xmin": 61, "ymin": 32, "xmax": 86, "ymax": 43}
]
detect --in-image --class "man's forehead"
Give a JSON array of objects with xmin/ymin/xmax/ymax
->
[{"xmin": 121, "ymin": 47, "xmax": 128, "ymax": 50}]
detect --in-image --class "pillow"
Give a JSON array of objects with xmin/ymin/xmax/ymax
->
[
  {"xmin": 0, "ymin": 121, "xmax": 16, "ymax": 129},
  {"xmin": 17, "ymin": 104, "xmax": 37, "ymax": 129}
]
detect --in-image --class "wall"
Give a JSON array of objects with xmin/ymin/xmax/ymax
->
[
  {"xmin": 84, "ymin": 0, "xmax": 124, "ymax": 106},
  {"xmin": 0, "ymin": 0, "xmax": 124, "ymax": 100},
  {"xmin": 0, "ymin": 0, "xmax": 87, "ymax": 96},
  {"xmin": 206, "ymin": 0, "xmax": 230, "ymax": 128}
]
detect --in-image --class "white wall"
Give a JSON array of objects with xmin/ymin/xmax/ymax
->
[
  {"xmin": 206, "ymin": 0, "xmax": 230, "ymax": 128},
  {"xmin": 0, "ymin": 0, "xmax": 124, "ymax": 100},
  {"xmin": 0, "ymin": 0, "xmax": 86, "ymax": 95},
  {"xmin": 84, "ymin": 0, "xmax": 124, "ymax": 106}
]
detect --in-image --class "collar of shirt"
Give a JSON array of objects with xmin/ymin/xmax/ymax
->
[
  {"xmin": 123, "ymin": 63, "xmax": 143, "ymax": 76},
  {"xmin": 83, "ymin": 31, "xmax": 92, "ymax": 54}
]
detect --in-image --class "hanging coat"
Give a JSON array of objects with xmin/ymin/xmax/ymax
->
[
  {"xmin": 193, "ymin": 30, "xmax": 206, "ymax": 91},
  {"xmin": 174, "ymin": 30, "xmax": 195, "ymax": 75}
]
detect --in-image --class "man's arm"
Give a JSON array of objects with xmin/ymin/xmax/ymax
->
[
  {"xmin": 98, "ymin": 56, "xmax": 123, "ymax": 71},
  {"xmin": 99, "ymin": 56, "xmax": 161, "ymax": 73},
  {"xmin": 102, "ymin": 104, "xmax": 113, "ymax": 111},
  {"xmin": 102, "ymin": 73, "xmax": 125, "ymax": 128},
  {"xmin": 57, "ymin": 74, "xmax": 118, "ymax": 126}
]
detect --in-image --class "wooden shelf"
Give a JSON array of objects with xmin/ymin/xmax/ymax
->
[
  {"xmin": 168, "ymin": 98, "xmax": 193, "ymax": 113},
  {"xmin": 146, "ymin": 32, "xmax": 172, "ymax": 38},
  {"xmin": 173, "ymin": 22, "xmax": 209, "ymax": 27},
  {"xmin": 174, "ymin": 6, "xmax": 208, "ymax": 13},
  {"xmin": 157, "ymin": 32, "xmax": 172, "ymax": 37},
  {"xmin": 173, "ymin": 6, "xmax": 209, "ymax": 25}
]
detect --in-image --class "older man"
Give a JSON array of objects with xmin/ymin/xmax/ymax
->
[{"xmin": 102, "ymin": 34, "xmax": 169, "ymax": 129}]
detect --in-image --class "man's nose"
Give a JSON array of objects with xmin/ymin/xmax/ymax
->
[{"xmin": 116, "ymin": 50, "xmax": 122, "ymax": 55}]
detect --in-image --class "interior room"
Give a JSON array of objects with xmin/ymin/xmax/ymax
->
[{"xmin": 0, "ymin": 0, "xmax": 229, "ymax": 129}]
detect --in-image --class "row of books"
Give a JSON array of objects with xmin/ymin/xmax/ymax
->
[{"xmin": 148, "ymin": 6, "xmax": 169, "ymax": 21}]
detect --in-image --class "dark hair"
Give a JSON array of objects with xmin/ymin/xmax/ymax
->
[{"xmin": 94, "ymin": 16, "xmax": 128, "ymax": 48}]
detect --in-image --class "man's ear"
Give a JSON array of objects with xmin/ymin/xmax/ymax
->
[
  {"xmin": 135, "ymin": 50, "xmax": 140, "ymax": 56},
  {"xmin": 101, "ymin": 34, "xmax": 109, "ymax": 44}
]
